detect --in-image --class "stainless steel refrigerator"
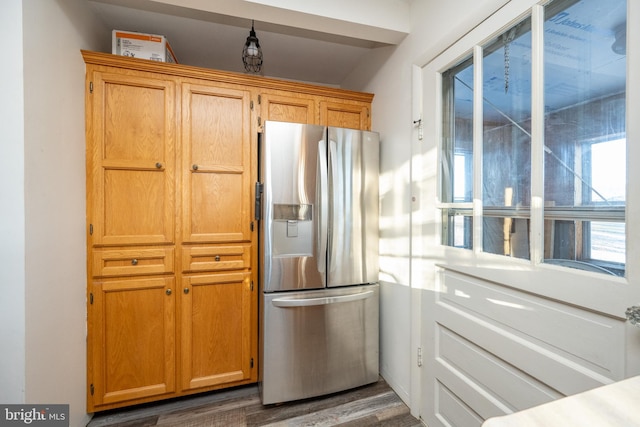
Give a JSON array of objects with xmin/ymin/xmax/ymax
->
[{"xmin": 257, "ymin": 120, "xmax": 380, "ymax": 405}]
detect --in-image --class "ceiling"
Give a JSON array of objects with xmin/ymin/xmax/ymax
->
[
  {"xmin": 454, "ymin": 0, "xmax": 627, "ymax": 123},
  {"xmin": 87, "ymin": 0, "xmax": 410, "ymax": 86}
]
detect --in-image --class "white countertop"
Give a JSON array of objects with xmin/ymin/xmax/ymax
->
[{"xmin": 482, "ymin": 376, "xmax": 640, "ymax": 427}]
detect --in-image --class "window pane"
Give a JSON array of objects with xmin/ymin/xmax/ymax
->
[
  {"xmin": 442, "ymin": 59, "xmax": 474, "ymax": 205},
  {"xmin": 588, "ymin": 138, "xmax": 625, "ymax": 203},
  {"xmin": 590, "ymin": 221, "xmax": 625, "ymax": 265},
  {"xmin": 543, "ymin": 0, "xmax": 626, "ymax": 274},
  {"xmin": 482, "ymin": 18, "xmax": 532, "ymax": 258},
  {"xmin": 483, "ymin": 217, "xmax": 530, "ymax": 260},
  {"xmin": 442, "ymin": 209, "xmax": 473, "ymax": 249},
  {"xmin": 441, "ymin": 56, "xmax": 474, "ymax": 248}
]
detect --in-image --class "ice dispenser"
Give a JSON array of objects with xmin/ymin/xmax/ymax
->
[{"xmin": 272, "ymin": 204, "xmax": 313, "ymax": 256}]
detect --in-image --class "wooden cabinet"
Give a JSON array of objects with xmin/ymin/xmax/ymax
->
[
  {"xmin": 89, "ymin": 277, "xmax": 176, "ymax": 406},
  {"xmin": 88, "ymin": 72, "xmax": 176, "ymax": 246},
  {"xmin": 260, "ymin": 91, "xmax": 316, "ymax": 124},
  {"xmin": 180, "ymin": 80, "xmax": 256, "ymax": 394},
  {"xmin": 319, "ymin": 99, "xmax": 370, "ymax": 130},
  {"xmin": 86, "ymin": 70, "xmax": 178, "ymax": 409},
  {"xmin": 181, "ymin": 83, "xmax": 253, "ymax": 243},
  {"xmin": 83, "ymin": 50, "xmax": 372, "ymax": 412},
  {"xmin": 259, "ymin": 90, "xmax": 371, "ymax": 130},
  {"xmin": 181, "ymin": 272, "xmax": 252, "ymax": 390}
]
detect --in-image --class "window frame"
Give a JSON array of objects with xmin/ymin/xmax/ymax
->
[{"xmin": 436, "ymin": 1, "xmax": 627, "ymax": 276}]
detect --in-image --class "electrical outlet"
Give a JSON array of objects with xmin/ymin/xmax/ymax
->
[{"xmin": 417, "ymin": 347, "xmax": 423, "ymax": 367}]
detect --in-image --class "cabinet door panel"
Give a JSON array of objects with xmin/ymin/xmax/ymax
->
[
  {"xmin": 190, "ymin": 172, "xmax": 244, "ymax": 239},
  {"xmin": 182, "ymin": 84, "xmax": 252, "ymax": 243},
  {"xmin": 181, "ymin": 272, "xmax": 252, "ymax": 390},
  {"xmin": 261, "ymin": 93, "xmax": 316, "ymax": 124},
  {"xmin": 103, "ymin": 169, "xmax": 168, "ymax": 241},
  {"xmin": 320, "ymin": 101, "xmax": 370, "ymax": 130},
  {"xmin": 90, "ymin": 73, "xmax": 176, "ymax": 246},
  {"xmin": 90, "ymin": 277, "xmax": 176, "ymax": 406}
]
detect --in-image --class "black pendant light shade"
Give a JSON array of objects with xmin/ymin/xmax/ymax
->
[{"xmin": 242, "ymin": 20, "xmax": 263, "ymax": 73}]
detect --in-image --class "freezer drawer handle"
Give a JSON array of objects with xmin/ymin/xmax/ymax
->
[{"xmin": 271, "ymin": 290, "xmax": 374, "ymax": 307}]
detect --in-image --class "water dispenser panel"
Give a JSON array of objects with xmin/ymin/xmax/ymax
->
[{"xmin": 272, "ymin": 204, "xmax": 313, "ymax": 256}]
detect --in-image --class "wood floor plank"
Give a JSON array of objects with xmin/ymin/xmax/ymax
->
[
  {"xmin": 245, "ymin": 379, "xmax": 393, "ymax": 425},
  {"xmin": 88, "ymin": 378, "xmax": 421, "ymax": 427},
  {"xmin": 256, "ymin": 391, "xmax": 405, "ymax": 426}
]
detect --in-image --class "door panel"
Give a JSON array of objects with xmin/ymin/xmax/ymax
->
[
  {"xmin": 261, "ymin": 285, "xmax": 379, "ymax": 404},
  {"xmin": 415, "ymin": 1, "xmax": 640, "ymax": 426},
  {"xmin": 327, "ymin": 128, "xmax": 379, "ymax": 287},
  {"xmin": 91, "ymin": 277, "xmax": 176, "ymax": 405},
  {"xmin": 320, "ymin": 101, "xmax": 369, "ymax": 130},
  {"xmin": 261, "ymin": 121, "xmax": 325, "ymax": 292},
  {"xmin": 90, "ymin": 73, "xmax": 175, "ymax": 246},
  {"xmin": 182, "ymin": 83, "xmax": 252, "ymax": 243},
  {"xmin": 181, "ymin": 272, "xmax": 252, "ymax": 390},
  {"xmin": 261, "ymin": 93, "xmax": 316, "ymax": 124}
]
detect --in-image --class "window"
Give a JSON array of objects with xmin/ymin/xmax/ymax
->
[
  {"xmin": 441, "ymin": 57, "xmax": 474, "ymax": 249},
  {"xmin": 440, "ymin": 0, "xmax": 627, "ymax": 276},
  {"xmin": 482, "ymin": 17, "xmax": 532, "ymax": 260}
]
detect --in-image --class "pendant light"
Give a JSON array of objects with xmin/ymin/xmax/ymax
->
[{"xmin": 242, "ymin": 20, "xmax": 263, "ymax": 73}]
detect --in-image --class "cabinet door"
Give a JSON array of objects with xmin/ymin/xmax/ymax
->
[
  {"xmin": 319, "ymin": 100, "xmax": 370, "ymax": 130},
  {"xmin": 89, "ymin": 72, "xmax": 176, "ymax": 246},
  {"xmin": 181, "ymin": 272, "xmax": 253, "ymax": 390},
  {"xmin": 182, "ymin": 83, "xmax": 253, "ymax": 243},
  {"xmin": 89, "ymin": 277, "xmax": 176, "ymax": 407},
  {"xmin": 260, "ymin": 92, "xmax": 316, "ymax": 124}
]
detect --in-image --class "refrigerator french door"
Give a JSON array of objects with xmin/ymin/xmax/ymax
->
[{"xmin": 258, "ymin": 121, "xmax": 379, "ymax": 405}]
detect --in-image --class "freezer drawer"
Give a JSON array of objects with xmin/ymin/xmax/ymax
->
[{"xmin": 260, "ymin": 284, "xmax": 379, "ymax": 405}]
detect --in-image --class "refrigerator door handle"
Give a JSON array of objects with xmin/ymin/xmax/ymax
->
[
  {"xmin": 271, "ymin": 290, "xmax": 374, "ymax": 308},
  {"xmin": 317, "ymin": 138, "xmax": 328, "ymax": 274},
  {"xmin": 327, "ymin": 139, "xmax": 340, "ymax": 273}
]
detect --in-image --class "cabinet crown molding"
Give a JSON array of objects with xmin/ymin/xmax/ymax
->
[{"xmin": 81, "ymin": 50, "xmax": 374, "ymax": 103}]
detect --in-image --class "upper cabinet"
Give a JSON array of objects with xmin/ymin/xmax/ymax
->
[
  {"xmin": 181, "ymin": 82, "xmax": 254, "ymax": 243},
  {"xmin": 258, "ymin": 89, "xmax": 372, "ymax": 130},
  {"xmin": 319, "ymin": 99, "xmax": 370, "ymax": 130},
  {"xmin": 88, "ymin": 71, "xmax": 176, "ymax": 246},
  {"xmin": 259, "ymin": 91, "xmax": 316, "ymax": 124}
]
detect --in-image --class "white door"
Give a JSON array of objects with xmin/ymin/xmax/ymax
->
[{"xmin": 415, "ymin": 1, "xmax": 640, "ymax": 426}]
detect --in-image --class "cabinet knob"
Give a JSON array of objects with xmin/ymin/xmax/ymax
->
[
  {"xmin": 155, "ymin": 162, "xmax": 163, "ymax": 169},
  {"xmin": 131, "ymin": 258, "xmax": 138, "ymax": 265},
  {"xmin": 215, "ymin": 255, "xmax": 221, "ymax": 262},
  {"xmin": 183, "ymin": 288, "xmax": 190, "ymax": 294},
  {"xmin": 192, "ymin": 164, "xmax": 198, "ymax": 171},
  {"xmin": 166, "ymin": 289, "xmax": 172, "ymax": 296}
]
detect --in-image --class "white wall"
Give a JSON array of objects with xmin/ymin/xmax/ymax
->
[
  {"xmin": 0, "ymin": 0, "xmax": 26, "ymax": 404},
  {"xmin": 22, "ymin": 0, "xmax": 107, "ymax": 425},
  {"xmin": 341, "ymin": 0, "xmax": 510, "ymax": 416}
]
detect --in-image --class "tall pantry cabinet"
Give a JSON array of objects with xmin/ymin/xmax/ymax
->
[{"xmin": 83, "ymin": 50, "xmax": 373, "ymax": 412}]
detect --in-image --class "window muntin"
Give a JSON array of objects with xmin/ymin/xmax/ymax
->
[{"xmin": 439, "ymin": 0, "xmax": 627, "ymax": 275}]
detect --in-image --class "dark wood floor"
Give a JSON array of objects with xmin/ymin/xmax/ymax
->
[{"xmin": 88, "ymin": 378, "xmax": 421, "ymax": 427}]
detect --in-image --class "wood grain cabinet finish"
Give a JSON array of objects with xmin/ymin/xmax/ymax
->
[
  {"xmin": 182, "ymin": 245, "xmax": 251, "ymax": 273},
  {"xmin": 83, "ymin": 50, "xmax": 372, "ymax": 412},
  {"xmin": 259, "ymin": 91, "xmax": 316, "ymax": 124},
  {"xmin": 89, "ymin": 277, "xmax": 176, "ymax": 406},
  {"xmin": 181, "ymin": 272, "xmax": 252, "ymax": 390},
  {"xmin": 88, "ymin": 72, "xmax": 176, "ymax": 246},
  {"xmin": 181, "ymin": 83, "xmax": 253, "ymax": 243},
  {"xmin": 319, "ymin": 99, "xmax": 370, "ymax": 130}
]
